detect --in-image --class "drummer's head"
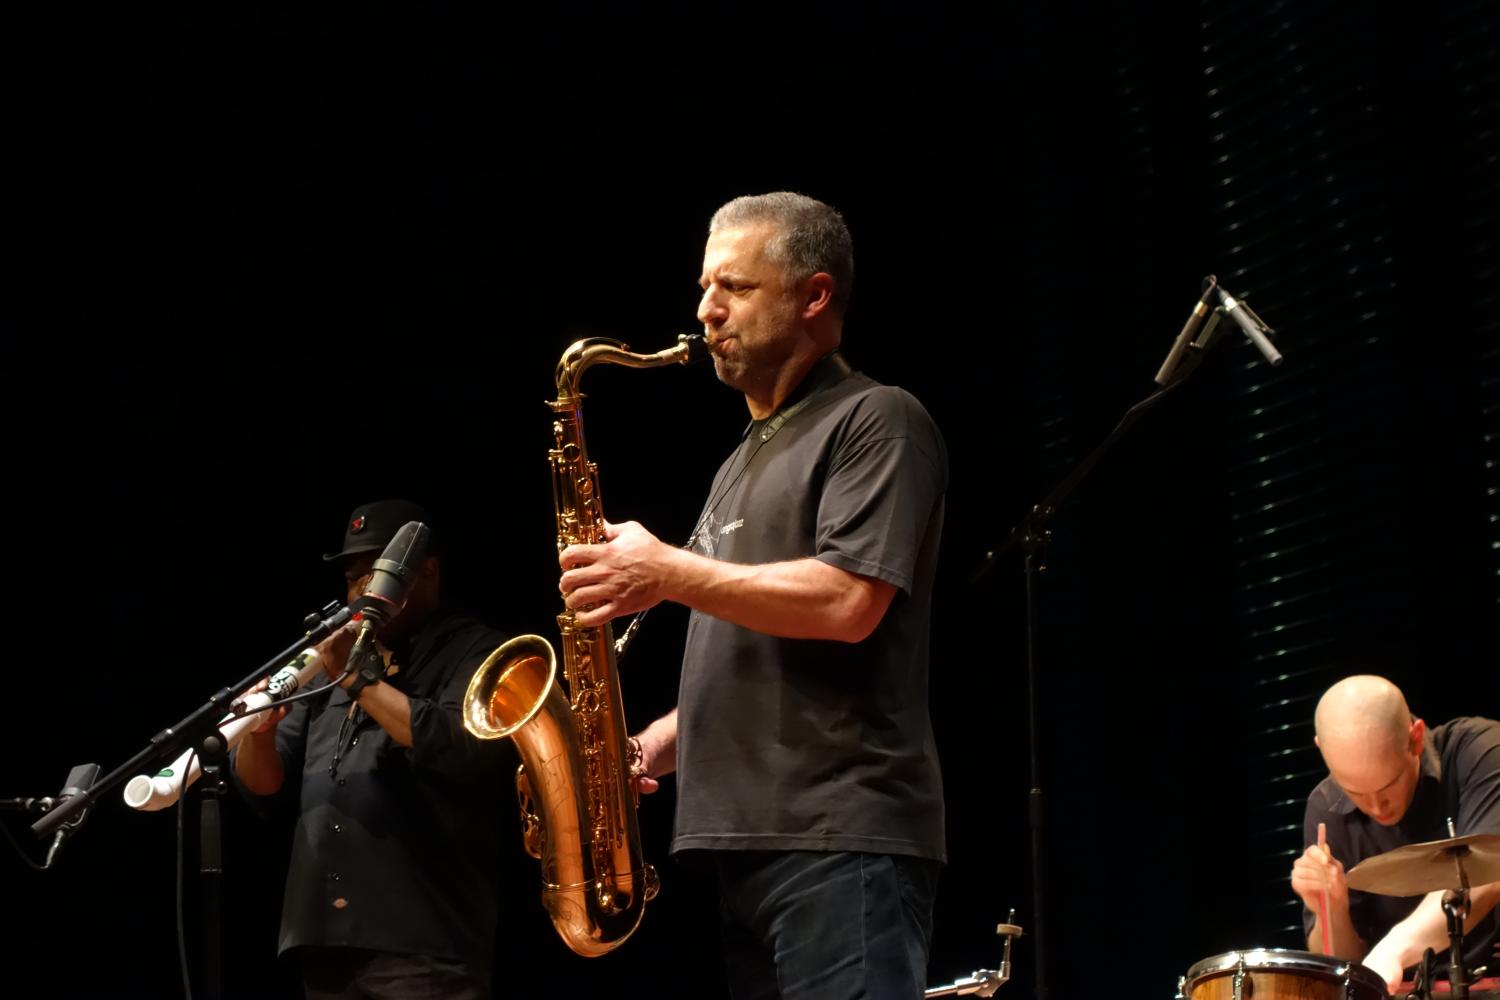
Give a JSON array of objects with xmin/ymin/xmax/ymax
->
[{"xmin": 1314, "ymin": 675, "xmax": 1425, "ymax": 826}]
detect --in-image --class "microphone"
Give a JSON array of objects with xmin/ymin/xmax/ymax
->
[
  {"xmin": 1155, "ymin": 276, "xmax": 1220, "ymax": 385},
  {"xmin": 1215, "ymin": 285, "xmax": 1283, "ymax": 367},
  {"xmin": 42, "ymin": 762, "xmax": 101, "ymax": 867},
  {"xmin": 345, "ymin": 521, "xmax": 431, "ymax": 668},
  {"xmin": 352, "ymin": 521, "xmax": 431, "ymax": 624}
]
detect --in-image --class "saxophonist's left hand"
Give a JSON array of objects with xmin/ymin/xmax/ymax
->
[{"xmin": 560, "ymin": 520, "xmax": 673, "ymax": 627}]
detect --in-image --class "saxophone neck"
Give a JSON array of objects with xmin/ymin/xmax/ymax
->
[{"xmin": 554, "ymin": 335, "xmax": 709, "ymax": 402}]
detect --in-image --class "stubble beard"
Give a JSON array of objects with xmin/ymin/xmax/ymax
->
[{"xmin": 709, "ymin": 302, "xmax": 800, "ymax": 398}]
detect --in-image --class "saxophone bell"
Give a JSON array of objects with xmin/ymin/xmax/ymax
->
[{"xmin": 462, "ymin": 635, "xmax": 558, "ymax": 742}]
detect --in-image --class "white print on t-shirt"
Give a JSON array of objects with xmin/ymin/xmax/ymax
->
[{"xmin": 689, "ymin": 510, "xmax": 738, "ymax": 559}]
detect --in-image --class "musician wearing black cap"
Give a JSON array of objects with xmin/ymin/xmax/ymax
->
[
  {"xmin": 1291, "ymin": 675, "xmax": 1500, "ymax": 993},
  {"xmin": 233, "ymin": 499, "xmax": 514, "ymax": 1000}
]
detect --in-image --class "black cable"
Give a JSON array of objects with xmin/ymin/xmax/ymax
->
[
  {"xmin": 0, "ymin": 815, "xmax": 48, "ymax": 871},
  {"xmin": 227, "ymin": 670, "xmax": 350, "ymax": 720}
]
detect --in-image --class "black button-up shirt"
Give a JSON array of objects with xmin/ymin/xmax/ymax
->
[
  {"xmin": 237, "ymin": 609, "xmax": 515, "ymax": 970},
  {"xmin": 1302, "ymin": 716, "xmax": 1500, "ymax": 972}
]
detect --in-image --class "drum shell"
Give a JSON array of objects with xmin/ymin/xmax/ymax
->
[{"xmin": 1183, "ymin": 949, "xmax": 1386, "ymax": 1000}]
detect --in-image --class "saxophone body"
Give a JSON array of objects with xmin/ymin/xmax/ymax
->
[{"xmin": 462, "ymin": 334, "xmax": 706, "ymax": 957}]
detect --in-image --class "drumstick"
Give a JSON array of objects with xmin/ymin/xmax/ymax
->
[{"xmin": 1317, "ymin": 822, "xmax": 1332, "ymax": 955}]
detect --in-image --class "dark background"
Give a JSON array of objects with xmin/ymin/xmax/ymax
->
[{"xmin": 3, "ymin": 3, "xmax": 1496, "ymax": 998}]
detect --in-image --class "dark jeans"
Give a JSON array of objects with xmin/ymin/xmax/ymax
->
[
  {"xmin": 710, "ymin": 849, "xmax": 942, "ymax": 1000},
  {"xmin": 298, "ymin": 947, "xmax": 489, "ymax": 1000}
]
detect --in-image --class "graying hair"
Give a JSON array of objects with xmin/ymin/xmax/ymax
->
[{"xmin": 709, "ymin": 192, "xmax": 854, "ymax": 314}]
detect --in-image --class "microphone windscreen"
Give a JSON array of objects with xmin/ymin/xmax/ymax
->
[{"xmin": 357, "ymin": 521, "xmax": 431, "ymax": 618}]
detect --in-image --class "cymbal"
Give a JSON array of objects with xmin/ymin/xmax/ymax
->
[{"xmin": 1345, "ymin": 833, "xmax": 1500, "ymax": 896}]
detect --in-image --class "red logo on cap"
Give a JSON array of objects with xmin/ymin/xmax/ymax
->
[{"xmin": 350, "ymin": 516, "xmax": 367, "ymax": 533}]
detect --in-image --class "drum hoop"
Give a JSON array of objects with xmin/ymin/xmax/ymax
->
[{"xmin": 1184, "ymin": 948, "xmax": 1387, "ymax": 994}]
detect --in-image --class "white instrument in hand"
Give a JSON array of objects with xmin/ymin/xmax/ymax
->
[{"xmin": 122, "ymin": 649, "xmax": 323, "ymax": 812}]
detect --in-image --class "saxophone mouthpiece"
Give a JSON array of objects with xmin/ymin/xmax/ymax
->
[{"xmin": 678, "ymin": 334, "xmax": 711, "ymax": 366}]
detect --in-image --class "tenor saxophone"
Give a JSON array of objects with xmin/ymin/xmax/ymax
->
[{"xmin": 462, "ymin": 334, "xmax": 707, "ymax": 957}]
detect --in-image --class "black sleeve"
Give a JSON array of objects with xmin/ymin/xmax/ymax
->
[
  {"xmin": 1452, "ymin": 718, "xmax": 1500, "ymax": 838},
  {"xmin": 407, "ymin": 632, "xmax": 512, "ymax": 785},
  {"xmin": 814, "ymin": 388, "xmax": 946, "ymax": 595}
]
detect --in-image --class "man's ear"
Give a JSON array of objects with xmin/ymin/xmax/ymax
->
[
  {"xmin": 801, "ymin": 272, "xmax": 835, "ymax": 320},
  {"xmin": 1408, "ymin": 717, "xmax": 1425, "ymax": 755}
]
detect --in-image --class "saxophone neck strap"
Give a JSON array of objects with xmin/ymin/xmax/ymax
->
[
  {"xmin": 693, "ymin": 350, "xmax": 853, "ymax": 554},
  {"xmin": 755, "ymin": 350, "xmax": 852, "ymax": 445}
]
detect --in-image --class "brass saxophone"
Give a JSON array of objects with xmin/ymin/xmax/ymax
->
[{"xmin": 462, "ymin": 333, "xmax": 707, "ymax": 957}]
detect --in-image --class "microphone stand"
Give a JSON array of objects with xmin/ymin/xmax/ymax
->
[
  {"xmin": 970, "ymin": 294, "xmax": 1251, "ymax": 1000},
  {"xmin": 197, "ymin": 729, "xmax": 229, "ymax": 1000},
  {"xmin": 30, "ymin": 599, "xmax": 352, "ymax": 998}
]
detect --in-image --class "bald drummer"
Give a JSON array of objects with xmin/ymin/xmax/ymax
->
[{"xmin": 1291, "ymin": 675, "xmax": 1500, "ymax": 992}]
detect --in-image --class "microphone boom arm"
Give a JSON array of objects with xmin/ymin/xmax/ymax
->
[{"xmin": 30, "ymin": 601, "xmax": 353, "ymax": 841}]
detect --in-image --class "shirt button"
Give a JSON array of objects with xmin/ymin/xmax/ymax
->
[
  {"xmin": 351, "ymin": 737, "xmax": 359, "ymax": 746},
  {"xmin": 332, "ymin": 897, "xmax": 348, "ymax": 909},
  {"xmin": 337, "ymin": 778, "xmax": 346, "ymax": 786},
  {"xmin": 331, "ymin": 823, "xmax": 343, "ymax": 834},
  {"xmin": 329, "ymin": 872, "xmax": 341, "ymax": 882}
]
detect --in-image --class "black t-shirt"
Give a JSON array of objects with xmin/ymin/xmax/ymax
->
[
  {"xmin": 672, "ymin": 353, "xmax": 948, "ymax": 862},
  {"xmin": 1302, "ymin": 716, "xmax": 1500, "ymax": 971},
  {"xmin": 237, "ymin": 609, "xmax": 514, "ymax": 969}
]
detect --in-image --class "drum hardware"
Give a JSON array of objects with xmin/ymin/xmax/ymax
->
[
  {"xmin": 926, "ymin": 909, "xmax": 1024, "ymax": 997},
  {"xmin": 1345, "ymin": 824, "xmax": 1500, "ymax": 1000},
  {"xmin": 1442, "ymin": 886, "xmax": 1474, "ymax": 1000},
  {"xmin": 1231, "ymin": 954, "xmax": 1247, "ymax": 1000},
  {"xmin": 1407, "ymin": 947, "xmax": 1439, "ymax": 1000},
  {"xmin": 1405, "ymin": 957, "xmax": 1496, "ymax": 996},
  {"xmin": 1399, "ymin": 967, "xmax": 1500, "ymax": 1000}
]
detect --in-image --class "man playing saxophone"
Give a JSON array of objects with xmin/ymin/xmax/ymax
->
[{"xmin": 559, "ymin": 192, "xmax": 948, "ymax": 1000}]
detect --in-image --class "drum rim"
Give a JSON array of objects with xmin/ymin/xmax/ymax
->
[{"xmin": 1184, "ymin": 947, "xmax": 1387, "ymax": 992}]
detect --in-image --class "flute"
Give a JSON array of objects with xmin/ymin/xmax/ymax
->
[{"xmin": 122, "ymin": 649, "xmax": 323, "ymax": 812}]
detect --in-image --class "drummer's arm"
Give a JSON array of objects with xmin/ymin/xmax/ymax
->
[
  {"xmin": 1293, "ymin": 843, "xmax": 1366, "ymax": 960},
  {"xmin": 1364, "ymin": 879, "xmax": 1500, "ymax": 985},
  {"xmin": 1304, "ymin": 908, "xmax": 1366, "ymax": 964}
]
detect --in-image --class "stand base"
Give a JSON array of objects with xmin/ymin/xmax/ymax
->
[{"xmin": 1399, "ymin": 979, "xmax": 1500, "ymax": 1000}]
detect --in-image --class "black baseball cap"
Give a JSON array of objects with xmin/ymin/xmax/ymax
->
[{"xmin": 322, "ymin": 498, "xmax": 434, "ymax": 562}]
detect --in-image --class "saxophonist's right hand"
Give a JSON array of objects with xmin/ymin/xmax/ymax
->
[{"xmin": 560, "ymin": 520, "xmax": 673, "ymax": 627}]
